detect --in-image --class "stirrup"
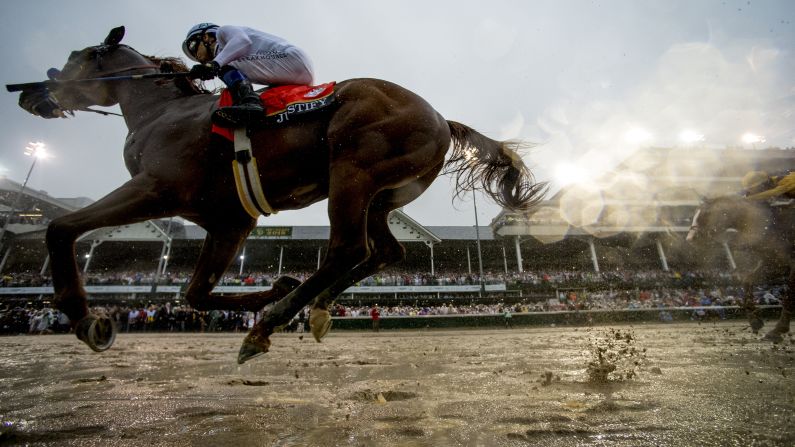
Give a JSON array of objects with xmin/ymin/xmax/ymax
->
[{"xmin": 212, "ymin": 106, "xmax": 264, "ymax": 128}]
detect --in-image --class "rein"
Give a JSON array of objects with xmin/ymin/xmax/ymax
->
[
  {"xmin": 62, "ymin": 63, "xmax": 160, "ymax": 118},
  {"xmin": 7, "ymin": 66, "xmax": 189, "ymax": 92},
  {"xmin": 78, "ymin": 107, "xmax": 123, "ymax": 117},
  {"xmin": 89, "ymin": 64, "xmax": 161, "ymax": 78}
]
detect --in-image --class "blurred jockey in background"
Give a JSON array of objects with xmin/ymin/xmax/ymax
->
[{"xmin": 741, "ymin": 170, "xmax": 795, "ymax": 201}]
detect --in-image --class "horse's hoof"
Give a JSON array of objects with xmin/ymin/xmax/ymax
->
[
  {"xmin": 237, "ymin": 336, "xmax": 270, "ymax": 364},
  {"xmin": 750, "ymin": 318, "xmax": 764, "ymax": 334},
  {"xmin": 310, "ymin": 309, "xmax": 332, "ymax": 343},
  {"xmin": 763, "ymin": 331, "xmax": 783, "ymax": 344},
  {"xmin": 75, "ymin": 315, "xmax": 117, "ymax": 352}
]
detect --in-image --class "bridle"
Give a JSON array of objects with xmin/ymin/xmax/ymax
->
[
  {"xmin": 51, "ymin": 44, "xmax": 159, "ymax": 81},
  {"xmin": 47, "ymin": 43, "xmax": 161, "ymax": 117}
]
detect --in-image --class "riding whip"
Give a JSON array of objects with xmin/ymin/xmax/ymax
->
[{"xmin": 6, "ymin": 72, "xmax": 190, "ymax": 92}]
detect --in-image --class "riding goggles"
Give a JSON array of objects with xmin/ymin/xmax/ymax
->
[{"xmin": 186, "ymin": 37, "xmax": 202, "ymax": 59}]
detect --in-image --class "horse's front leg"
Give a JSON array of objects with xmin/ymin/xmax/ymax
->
[
  {"xmin": 46, "ymin": 174, "xmax": 175, "ymax": 351},
  {"xmin": 764, "ymin": 264, "xmax": 794, "ymax": 343},
  {"xmin": 741, "ymin": 262, "xmax": 764, "ymax": 334},
  {"xmin": 182, "ymin": 228, "xmax": 301, "ymax": 312}
]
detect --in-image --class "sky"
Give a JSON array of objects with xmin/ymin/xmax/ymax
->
[{"xmin": 0, "ymin": 0, "xmax": 793, "ymax": 228}]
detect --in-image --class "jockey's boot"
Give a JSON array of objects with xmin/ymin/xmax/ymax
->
[{"xmin": 212, "ymin": 79, "xmax": 265, "ymax": 128}]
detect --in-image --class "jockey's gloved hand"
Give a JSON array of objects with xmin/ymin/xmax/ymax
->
[{"xmin": 189, "ymin": 61, "xmax": 220, "ymax": 80}]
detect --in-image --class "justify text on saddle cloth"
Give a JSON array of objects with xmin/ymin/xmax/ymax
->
[{"xmin": 211, "ymin": 82, "xmax": 336, "ymax": 141}]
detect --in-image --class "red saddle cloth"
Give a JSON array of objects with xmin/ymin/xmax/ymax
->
[{"xmin": 211, "ymin": 82, "xmax": 336, "ymax": 141}]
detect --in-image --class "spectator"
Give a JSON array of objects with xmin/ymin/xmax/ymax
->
[{"xmin": 370, "ymin": 305, "xmax": 381, "ymax": 332}]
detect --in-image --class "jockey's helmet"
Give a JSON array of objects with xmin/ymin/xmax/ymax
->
[
  {"xmin": 182, "ymin": 23, "xmax": 219, "ymax": 62},
  {"xmin": 741, "ymin": 170, "xmax": 771, "ymax": 194}
]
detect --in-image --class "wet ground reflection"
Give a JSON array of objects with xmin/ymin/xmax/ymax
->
[{"xmin": 0, "ymin": 322, "xmax": 793, "ymax": 446}]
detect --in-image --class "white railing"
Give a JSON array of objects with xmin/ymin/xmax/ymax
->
[{"xmin": 0, "ymin": 283, "xmax": 507, "ymax": 295}]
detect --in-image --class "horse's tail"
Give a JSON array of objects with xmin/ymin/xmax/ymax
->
[{"xmin": 444, "ymin": 120, "xmax": 546, "ymax": 211}]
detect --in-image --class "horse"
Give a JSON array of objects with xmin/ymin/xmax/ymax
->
[
  {"xmin": 14, "ymin": 27, "xmax": 545, "ymax": 363},
  {"xmin": 686, "ymin": 195, "xmax": 794, "ymax": 342}
]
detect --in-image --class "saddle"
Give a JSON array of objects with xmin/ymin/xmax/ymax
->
[
  {"xmin": 211, "ymin": 82, "xmax": 336, "ymax": 219},
  {"xmin": 211, "ymin": 82, "xmax": 336, "ymax": 141}
]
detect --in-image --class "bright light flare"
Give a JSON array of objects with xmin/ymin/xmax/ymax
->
[
  {"xmin": 624, "ymin": 128, "xmax": 652, "ymax": 144},
  {"xmin": 554, "ymin": 162, "xmax": 587, "ymax": 187},
  {"xmin": 679, "ymin": 130, "xmax": 704, "ymax": 144},
  {"xmin": 24, "ymin": 141, "xmax": 49, "ymax": 159},
  {"xmin": 741, "ymin": 133, "xmax": 765, "ymax": 144}
]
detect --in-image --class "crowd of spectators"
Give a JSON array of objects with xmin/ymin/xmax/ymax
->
[
  {"xmin": 0, "ymin": 303, "xmax": 254, "ymax": 336},
  {"xmin": 1, "ymin": 284, "xmax": 784, "ymax": 336},
  {"xmin": 1, "ymin": 268, "xmax": 744, "ymax": 290}
]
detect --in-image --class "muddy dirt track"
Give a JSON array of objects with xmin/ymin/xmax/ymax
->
[{"xmin": 1, "ymin": 321, "xmax": 793, "ymax": 446}]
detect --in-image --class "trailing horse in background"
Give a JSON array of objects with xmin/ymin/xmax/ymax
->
[
  {"xmin": 13, "ymin": 27, "xmax": 545, "ymax": 363},
  {"xmin": 687, "ymin": 195, "xmax": 794, "ymax": 342}
]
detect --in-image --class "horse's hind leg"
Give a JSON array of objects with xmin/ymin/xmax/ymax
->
[
  {"xmin": 183, "ymin": 227, "xmax": 301, "ymax": 312},
  {"xmin": 743, "ymin": 286, "xmax": 765, "ymax": 334},
  {"xmin": 764, "ymin": 265, "xmax": 794, "ymax": 343},
  {"xmin": 740, "ymin": 265, "xmax": 764, "ymax": 334},
  {"xmin": 309, "ymin": 200, "xmax": 406, "ymax": 341},
  {"xmin": 46, "ymin": 175, "xmax": 175, "ymax": 350},
  {"xmin": 238, "ymin": 166, "xmax": 376, "ymax": 363}
]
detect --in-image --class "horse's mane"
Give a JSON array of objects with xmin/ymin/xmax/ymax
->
[{"xmin": 140, "ymin": 54, "xmax": 211, "ymax": 96}]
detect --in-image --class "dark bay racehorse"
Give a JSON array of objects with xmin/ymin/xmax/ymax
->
[
  {"xmin": 687, "ymin": 195, "xmax": 793, "ymax": 342},
  {"xmin": 15, "ymin": 27, "xmax": 545, "ymax": 363}
]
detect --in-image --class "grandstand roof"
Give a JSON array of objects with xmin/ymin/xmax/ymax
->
[
  {"xmin": 68, "ymin": 209, "xmax": 454, "ymax": 244},
  {"xmin": 176, "ymin": 223, "xmax": 492, "ymax": 242},
  {"xmin": 0, "ymin": 177, "xmax": 86, "ymax": 216},
  {"xmin": 492, "ymin": 146, "xmax": 795, "ymax": 240},
  {"xmin": 1, "ymin": 177, "xmax": 87, "ymax": 240},
  {"xmin": 426, "ymin": 226, "xmax": 495, "ymax": 241},
  {"xmin": 79, "ymin": 221, "xmax": 172, "ymax": 242}
]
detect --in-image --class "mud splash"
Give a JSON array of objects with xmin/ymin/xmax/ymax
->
[{"xmin": 586, "ymin": 327, "xmax": 648, "ymax": 383}]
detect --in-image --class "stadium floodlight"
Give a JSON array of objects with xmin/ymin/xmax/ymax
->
[
  {"xmin": 679, "ymin": 130, "xmax": 704, "ymax": 144},
  {"xmin": 239, "ymin": 247, "xmax": 246, "ymax": 276},
  {"xmin": 624, "ymin": 128, "xmax": 652, "ymax": 144},
  {"xmin": 472, "ymin": 192, "xmax": 486, "ymax": 295},
  {"xmin": 554, "ymin": 162, "xmax": 586, "ymax": 187},
  {"xmin": 741, "ymin": 133, "xmax": 765, "ymax": 145},
  {"xmin": 24, "ymin": 141, "xmax": 49, "ymax": 160}
]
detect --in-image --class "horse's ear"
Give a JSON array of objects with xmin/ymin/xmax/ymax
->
[{"xmin": 104, "ymin": 26, "xmax": 125, "ymax": 46}]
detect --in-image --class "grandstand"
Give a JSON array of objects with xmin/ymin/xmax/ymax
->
[
  {"xmin": 493, "ymin": 146, "xmax": 795, "ymax": 272},
  {"xmin": 2, "ymin": 146, "xmax": 793, "ymax": 305}
]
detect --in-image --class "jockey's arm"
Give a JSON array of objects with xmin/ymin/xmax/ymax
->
[
  {"xmin": 214, "ymin": 26, "xmax": 254, "ymax": 66},
  {"xmin": 746, "ymin": 172, "xmax": 795, "ymax": 200}
]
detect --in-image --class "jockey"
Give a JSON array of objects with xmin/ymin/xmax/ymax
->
[
  {"xmin": 182, "ymin": 23, "xmax": 315, "ymax": 127},
  {"xmin": 741, "ymin": 170, "xmax": 795, "ymax": 201}
]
